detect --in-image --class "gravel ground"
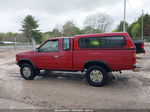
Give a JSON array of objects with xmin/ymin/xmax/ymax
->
[{"xmin": 0, "ymin": 47, "xmax": 150, "ymax": 109}]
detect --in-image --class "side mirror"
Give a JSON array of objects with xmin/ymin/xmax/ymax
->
[{"xmin": 35, "ymin": 47, "xmax": 39, "ymax": 52}]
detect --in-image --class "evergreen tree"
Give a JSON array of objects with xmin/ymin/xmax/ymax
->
[{"xmin": 21, "ymin": 15, "xmax": 42, "ymax": 44}]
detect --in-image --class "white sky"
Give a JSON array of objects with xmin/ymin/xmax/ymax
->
[{"xmin": 0, "ymin": 0, "xmax": 149, "ymax": 33}]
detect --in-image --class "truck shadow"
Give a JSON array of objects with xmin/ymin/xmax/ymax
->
[{"xmin": 35, "ymin": 71, "xmax": 130, "ymax": 87}]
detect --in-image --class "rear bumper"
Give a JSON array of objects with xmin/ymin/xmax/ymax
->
[{"xmin": 133, "ymin": 63, "xmax": 141, "ymax": 72}]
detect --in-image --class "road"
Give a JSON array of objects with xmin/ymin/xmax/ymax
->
[{"xmin": 0, "ymin": 47, "xmax": 150, "ymax": 109}]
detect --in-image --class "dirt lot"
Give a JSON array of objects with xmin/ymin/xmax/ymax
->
[{"xmin": 0, "ymin": 47, "xmax": 150, "ymax": 109}]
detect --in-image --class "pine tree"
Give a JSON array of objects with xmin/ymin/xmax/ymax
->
[{"xmin": 21, "ymin": 15, "xmax": 42, "ymax": 44}]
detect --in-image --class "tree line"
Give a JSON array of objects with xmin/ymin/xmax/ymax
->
[
  {"xmin": 0, "ymin": 12, "xmax": 150, "ymax": 44},
  {"xmin": 113, "ymin": 13, "xmax": 150, "ymax": 40}
]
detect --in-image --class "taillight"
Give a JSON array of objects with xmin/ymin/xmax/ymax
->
[
  {"xmin": 141, "ymin": 43, "xmax": 144, "ymax": 48},
  {"xmin": 133, "ymin": 52, "xmax": 136, "ymax": 64}
]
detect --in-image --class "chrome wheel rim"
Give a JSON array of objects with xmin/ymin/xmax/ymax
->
[
  {"xmin": 90, "ymin": 70, "xmax": 103, "ymax": 82},
  {"xmin": 22, "ymin": 67, "xmax": 31, "ymax": 77}
]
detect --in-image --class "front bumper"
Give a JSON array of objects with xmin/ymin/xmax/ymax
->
[{"xmin": 133, "ymin": 63, "xmax": 141, "ymax": 72}]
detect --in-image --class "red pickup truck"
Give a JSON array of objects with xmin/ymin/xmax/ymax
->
[{"xmin": 16, "ymin": 32, "xmax": 140, "ymax": 86}]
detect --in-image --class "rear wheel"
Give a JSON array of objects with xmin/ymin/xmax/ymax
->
[
  {"xmin": 20, "ymin": 63, "xmax": 36, "ymax": 80},
  {"xmin": 86, "ymin": 66, "xmax": 108, "ymax": 87}
]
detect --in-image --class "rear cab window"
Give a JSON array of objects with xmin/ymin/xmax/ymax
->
[
  {"xmin": 63, "ymin": 38, "xmax": 71, "ymax": 51},
  {"xmin": 78, "ymin": 36, "xmax": 126, "ymax": 48}
]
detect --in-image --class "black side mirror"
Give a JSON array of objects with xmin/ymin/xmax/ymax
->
[{"xmin": 35, "ymin": 47, "xmax": 39, "ymax": 52}]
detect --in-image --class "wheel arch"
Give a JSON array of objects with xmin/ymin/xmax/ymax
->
[
  {"xmin": 18, "ymin": 58, "xmax": 36, "ymax": 70},
  {"xmin": 84, "ymin": 60, "xmax": 112, "ymax": 72}
]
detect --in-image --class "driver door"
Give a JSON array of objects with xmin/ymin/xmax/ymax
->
[{"xmin": 34, "ymin": 39, "xmax": 59, "ymax": 70}]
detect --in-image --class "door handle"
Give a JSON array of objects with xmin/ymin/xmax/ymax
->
[{"xmin": 54, "ymin": 55, "xmax": 59, "ymax": 58}]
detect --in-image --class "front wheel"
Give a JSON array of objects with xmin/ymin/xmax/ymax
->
[
  {"xmin": 20, "ymin": 63, "xmax": 36, "ymax": 80},
  {"xmin": 86, "ymin": 66, "xmax": 108, "ymax": 87}
]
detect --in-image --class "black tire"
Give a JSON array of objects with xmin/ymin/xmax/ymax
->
[
  {"xmin": 20, "ymin": 63, "xmax": 36, "ymax": 80},
  {"xmin": 86, "ymin": 66, "xmax": 108, "ymax": 87}
]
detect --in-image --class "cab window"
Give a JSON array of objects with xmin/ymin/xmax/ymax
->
[{"xmin": 39, "ymin": 40, "xmax": 58, "ymax": 52}]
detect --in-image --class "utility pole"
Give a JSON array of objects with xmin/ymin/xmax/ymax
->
[
  {"xmin": 123, "ymin": 0, "xmax": 126, "ymax": 32},
  {"xmin": 141, "ymin": 10, "xmax": 144, "ymax": 41}
]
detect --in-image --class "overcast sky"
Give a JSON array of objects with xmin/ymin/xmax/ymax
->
[{"xmin": 0, "ymin": 0, "xmax": 149, "ymax": 33}]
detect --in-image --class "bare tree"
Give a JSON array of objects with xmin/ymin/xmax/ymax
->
[{"xmin": 84, "ymin": 12, "xmax": 113, "ymax": 33}]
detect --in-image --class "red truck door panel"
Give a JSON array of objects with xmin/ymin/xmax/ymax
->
[
  {"xmin": 34, "ymin": 52, "xmax": 59, "ymax": 69},
  {"xmin": 34, "ymin": 40, "xmax": 59, "ymax": 70}
]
